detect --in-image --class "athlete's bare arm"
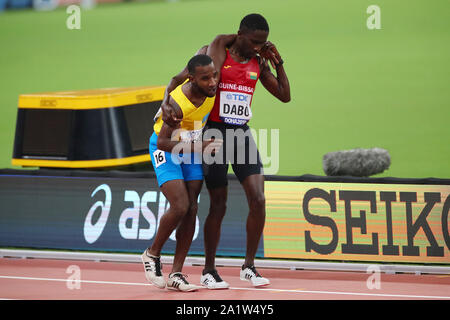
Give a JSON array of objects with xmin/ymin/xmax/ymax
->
[
  {"xmin": 157, "ymin": 96, "xmax": 222, "ymax": 153},
  {"xmin": 206, "ymin": 34, "xmax": 237, "ymax": 75},
  {"xmin": 160, "ymin": 46, "xmax": 207, "ymax": 127},
  {"xmin": 157, "ymin": 96, "xmax": 183, "ymax": 151},
  {"xmin": 258, "ymin": 42, "xmax": 291, "ymax": 103},
  {"xmin": 162, "ymin": 46, "xmax": 207, "ymax": 111}
]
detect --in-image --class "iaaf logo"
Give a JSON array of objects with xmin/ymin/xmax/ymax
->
[{"xmin": 83, "ymin": 184, "xmax": 200, "ymax": 244}]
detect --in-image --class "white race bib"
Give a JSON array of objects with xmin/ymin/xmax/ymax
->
[{"xmin": 219, "ymin": 91, "xmax": 252, "ymax": 125}]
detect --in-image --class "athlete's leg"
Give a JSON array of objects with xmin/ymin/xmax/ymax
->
[
  {"xmin": 240, "ymin": 173, "xmax": 265, "ymax": 268},
  {"xmin": 238, "ymin": 173, "xmax": 270, "ymax": 287},
  {"xmin": 148, "ymin": 179, "xmax": 189, "ymax": 257},
  {"xmin": 203, "ymin": 185, "xmax": 228, "ymax": 272},
  {"xmin": 163, "ymin": 179, "xmax": 203, "ymax": 293},
  {"xmin": 202, "ymin": 123, "xmax": 229, "ymax": 272},
  {"xmin": 171, "ymin": 179, "xmax": 203, "ymax": 273},
  {"xmin": 230, "ymin": 125, "xmax": 266, "ymax": 267}
]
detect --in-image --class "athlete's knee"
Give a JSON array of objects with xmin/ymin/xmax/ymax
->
[
  {"xmin": 187, "ymin": 201, "xmax": 199, "ymax": 218},
  {"xmin": 170, "ymin": 198, "xmax": 190, "ymax": 219},
  {"xmin": 208, "ymin": 188, "xmax": 227, "ymax": 215},
  {"xmin": 209, "ymin": 197, "xmax": 227, "ymax": 217},
  {"xmin": 248, "ymin": 192, "xmax": 265, "ymax": 215}
]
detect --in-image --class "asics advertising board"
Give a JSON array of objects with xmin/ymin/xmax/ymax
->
[{"xmin": 0, "ymin": 173, "xmax": 261, "ymax": 257}]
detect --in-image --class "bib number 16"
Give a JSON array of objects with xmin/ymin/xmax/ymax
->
[{"xmin": 153, "ymin": 150, "xmax": 166, "ymax": 168}]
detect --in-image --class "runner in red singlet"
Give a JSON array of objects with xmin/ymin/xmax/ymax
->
[
  {"xmin": 159, "ymin": 13, "xmax": 290, "ymax": 289},
  {"xmin": 207, "ymin": 48, "xmax": 260, "ymax": 125}
]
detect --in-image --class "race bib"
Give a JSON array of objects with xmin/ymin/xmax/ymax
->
[
  {"xmin": 152, "ymin": 149, "xmax": 166, "ymax": 168},
  {"xmin": 219, "ymin": 91, "xmax": 252, "ymax": 125}
]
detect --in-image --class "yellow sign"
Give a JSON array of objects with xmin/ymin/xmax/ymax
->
[
  {"xmin": 264, "ymin": 181, "xmax": 450, "ymax": 264},
  {"xmin": 18, "ymin": 86, "xmax": 165, "ymax": 110}
]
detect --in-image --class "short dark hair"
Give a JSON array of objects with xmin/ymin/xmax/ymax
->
[
  {"xmin": 187, "ymin": 54, "xmax": 213, "ymax": 75},
  {"xmin": 239, "ymin": 13, "xmax": 269, "ymax": 33}
]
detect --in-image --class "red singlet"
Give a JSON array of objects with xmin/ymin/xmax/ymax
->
[{"xmin": 208, "ymin": 50, "xmax": 260, "ymax": 125}]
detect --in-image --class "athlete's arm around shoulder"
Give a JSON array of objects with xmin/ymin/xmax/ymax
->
[
  {"xmin": 164, "ymin": 45, "xmax": 208, "ymax": 98},
  {"xmin": 206, "ymin": 34, "xmax": 237, "ymax": 73},
  {"xmin": 160, "ymin": 45, "xmax": 208, "ymax": 127}
]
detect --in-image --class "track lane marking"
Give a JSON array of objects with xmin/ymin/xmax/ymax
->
[{"xmin": 0, "ymin": 275, "xmax": 449, "ymax": 299}]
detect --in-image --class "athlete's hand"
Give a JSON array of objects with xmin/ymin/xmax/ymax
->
[
  {"xmin": 202, "ymin": 138, "xmax": 223, "ymax": 155},
  {"xmin": 161, "ymin": 101, "xmax": 182, "ymax": 127},
  {"xmin": 260, "ymin": 41, "xmax": 282, "ymax": 69}
]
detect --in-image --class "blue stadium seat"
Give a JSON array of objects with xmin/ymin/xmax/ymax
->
[
  {"xmin": 0, "ymin": 0, "xmax": 8, "ymax": 11},
  {"xmin": 8, "ymin": 0, "xmax": 32, "ymax": 9}
]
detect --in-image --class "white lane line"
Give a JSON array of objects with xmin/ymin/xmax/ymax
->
[
  {"xmin": 0, "ymin": 275, "xmax": 148, "ymax": 286},
  {"xmin": 229, "ymin": 286, "xmax": 450, "ymax": 299},
  {"xmin": 0, "ymin": 275, "xmax": 449, "ymax": 299}
]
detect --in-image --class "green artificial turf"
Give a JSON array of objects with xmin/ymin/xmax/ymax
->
[{"xmin": 0, "ymin": 0, "xmax": 449, "ymax": 178}]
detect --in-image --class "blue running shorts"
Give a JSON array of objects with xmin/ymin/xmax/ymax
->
[{"xmin": 149, "ymin": 132, "xmax": 203, "ymax": 187}]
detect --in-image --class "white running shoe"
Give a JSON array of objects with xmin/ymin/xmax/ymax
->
[
  {"xmin": 141, "ymin": 250, "xmax": 165, "ymax": 289},
  {"xmin": 166, "ymin": 272, "xmax": 199, "ymax": 292},
  {"xmin": 240, "ymin": 265, "xmax": 270, "ymax": 287},
  {"xmin": 200, "ymin": 270, "xmax": 230, "ymax": 289}
]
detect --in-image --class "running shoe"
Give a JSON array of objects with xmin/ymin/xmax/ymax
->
[
  {"xmin": 141, "ymin": 250, "xmax": 165, "ymax": 289},
  {"xmin": 166, "ymin": 272, "xmax": 199, "ymax": 292},
  {"xmin": 240, "ymin": 265, "xmax": 270, "ymax": 287},
  {"xmin": 200, "ymin": 269, "xmax": 230, "ymax": 289}
]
